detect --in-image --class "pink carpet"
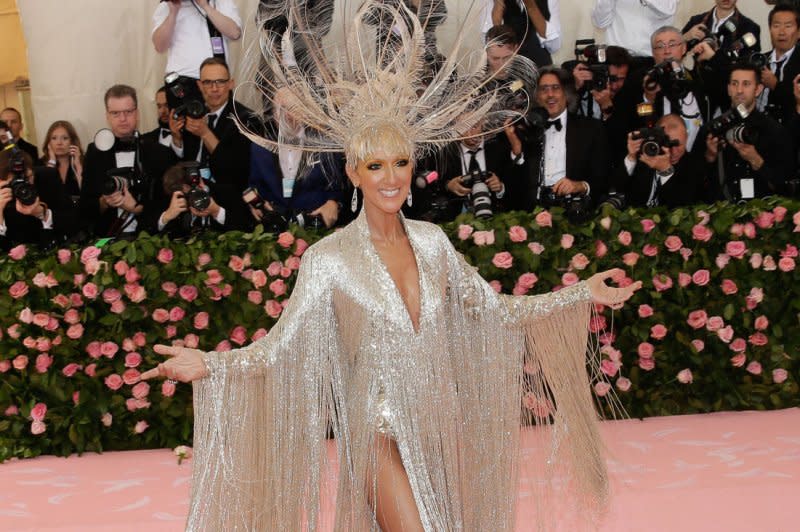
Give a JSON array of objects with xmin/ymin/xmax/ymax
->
[{"xmin": 2, "ymin": 409, "xmax": 798, "ymax": 531}]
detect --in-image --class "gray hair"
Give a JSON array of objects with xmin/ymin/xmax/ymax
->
[{"xmin": 650, "ymin": 26, "xmax": 684, "ymax": 48}]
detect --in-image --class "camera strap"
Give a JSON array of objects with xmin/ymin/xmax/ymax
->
[{"xmin": 192, "ymin": 1, "xmax": 225, "ymax": 59}]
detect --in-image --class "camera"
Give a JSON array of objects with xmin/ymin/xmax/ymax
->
[
  {"xmin": 6, "ymin": 147, "xmax": 37, "ymax": 206},
  {"xmin": 632, "ymin": 126, "xmax": 680, "ymax": 157},
  {"xmin": 724, "ymin": 33, "xmax": 758, "ymax": 61},
  {"xmin": 574, "ymin": 39, "xmax": 610, "ymax": 92},
  {"xmin": 645, "ymin": 60, "xmax": 691, "ymax": 99},
  {"xmin": 747, "ymin": 52, "xmax": 768, "ymax": 70},
  {"xmin": 242, "ymin": 187, "xmax": 326, "ymax": 231},
  {"xmin": 182, "ymin": 162, "xmax": 211, "ymax": 211},
  {"xmin": 460, "ymin": 169, "xmax": 493, "ymax": 219},
  {"xmin": 102, "ymin": 167, "xmax": 145, "ymax": 198},
  {"xmin": 709, "ymin": 104, "xmax": 757, "ymax": 145},
  {"xmin": 538, "ymin": 186, "xmax": 593, "ymax": 223},
  {"xmin": 164, "ymin": 71, "xmax": 208, "ymax": 120}
]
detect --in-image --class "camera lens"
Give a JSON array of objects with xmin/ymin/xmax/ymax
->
[
  {"xmin": 470, "ymin": 181, "xmax": 493, "ymax": 219},
  {"xmin": 642, "ymin": 141, "xmax": 661, "ymax": 157}
]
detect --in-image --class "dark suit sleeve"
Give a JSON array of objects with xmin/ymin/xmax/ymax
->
[
  {"xmin": 35, "ymin": 167, "xmax": 77, "ymax": 239},
  {"xmin": 752, "ymin": 115, "xmax": 795, "ymax": 195}
]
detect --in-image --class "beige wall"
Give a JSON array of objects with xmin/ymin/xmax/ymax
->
[{"xmin": 17, "ymin": 0, "xmax": 775, "ymax": 151}]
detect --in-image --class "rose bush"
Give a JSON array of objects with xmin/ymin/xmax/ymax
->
[{"xmin": 0, "ymin": 199, "xmax": 798, "ymax": 461}]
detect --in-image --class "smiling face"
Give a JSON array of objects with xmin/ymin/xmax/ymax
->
[
  {"xmin": 346, "ymin": 148, "xmax": 413, "ymax": 217},
  {"xmin": 536, "ymin": 72, "xmax": 567, "ymax": 118}
]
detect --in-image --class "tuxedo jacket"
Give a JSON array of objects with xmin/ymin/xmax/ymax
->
[
  {"xmin": 681, "ymin": 9, "xmax": 761, "ymax": 52},
  {"xmin": 766, "ymin": 43, "xmax": 800, "ymax": 125},
  {"xmin": 1, "ymin": 167, "xmax": 77, "ymax": 250},
  {"xmin": 179, "ymin": 99, "xmax": 255, "ymax": 192},
  {"xmin": 612, "ymin": 147, "xmax": 707, "ymax": 208},
  {"xmin": 79, "ymin": 136, "xmax": 176, "ymax": 237},
  {"xmin": 509, "ymin": 113, "xmax": 610, "ymax": 212},
  {"xmin": 15, "ymin": 138, "xmax": 38, "ymax": 162}
]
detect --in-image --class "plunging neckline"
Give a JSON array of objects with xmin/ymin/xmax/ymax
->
[{"xmin": 361, "ymin": 212, "xmax": 423, "ymax": 335}]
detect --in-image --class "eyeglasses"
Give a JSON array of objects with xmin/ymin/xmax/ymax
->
[
  {"xmin": 107, "ymin": 108, "xmax": 137, "ymax": 118},
  {"xmin": 200, "ymin": 79, "xmax": 230, "ymax": 88},
  {"xmin": 653, "ymin": 41, "xmax": 683, "ymax": 52}
]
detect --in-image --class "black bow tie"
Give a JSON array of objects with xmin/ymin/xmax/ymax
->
[
  {"xmin": 160, "ymin": 128, "xmax": 171, "ymax": 139},
  {"xmin": 114, "ymin": 138, "xmax": 136, "ymax": 152},
  {"xmin": 546, "ymin": 118, "xmax": 562, "ymax": 131}
]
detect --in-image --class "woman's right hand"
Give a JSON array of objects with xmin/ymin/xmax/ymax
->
[
  {"xmin": 47, "ymin": 144, "xmax": 56, "ymax": 163},
  {"xmin": 139, "ymin": 344, "xmax": 210, "ymax": 383}
]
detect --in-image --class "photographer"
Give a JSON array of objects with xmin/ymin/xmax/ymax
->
[
  {"xmin": 614, "ymin": 114, "xmax": 706, "ymax": 207},
  {"xmin": 570, "ymin": 45, "xmax": 632, "ymax": 122},
  {"xmin": 757, "ymin": 4, "xmax": 800, "ymax": 124},
  {"xmin": 154, "ymin": 162, "xmax": 247, "ymax": 237},
  {"xmin": 514, "ymin": 66, "xmax": 608, "ymax": 213},
  {"xmin": 81, "ymin": 85, "xmax": 176, "ymax": 238},
  {"xmin": 0, "ymin": 148, "xmax": 77, "ymax": 250},
  {"xmin": 488, "ymin": 0, "xmax": 561, "ymax": 67},
  {"xmin": 143, "ymin": 86, "xmax": 172, "ymax": 148},
  {"xmin": 682, "ymin": 1, "xmax": 761, "ymax": 55},
  {"xmin": 704, "ymin": 64, "xmax": 795, "ymax": 201},
  {"xmin": 169, "ymin": 57, "xmax": 254, "ymax": 192},
  {"xmin": 0, "ymin": 108, "xmax": 37, "ymax": 162}
]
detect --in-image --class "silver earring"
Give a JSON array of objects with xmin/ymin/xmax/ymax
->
[
  {"xmin": 406, "ymin": 191, "xmax": 412, "ymax": 207},
  {"xmin": 351, "ymin": 187, "xmax": 358, "ymax": 212}
]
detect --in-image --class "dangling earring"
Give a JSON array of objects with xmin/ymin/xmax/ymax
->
[
  {"xmin": 351, "ymin": 187, "xmax": 358, "ymax": 212},
  {"xmin": 406, "ymin": 191, "xmax": 412, "ymax": 207}
]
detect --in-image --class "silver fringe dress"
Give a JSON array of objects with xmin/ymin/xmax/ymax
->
[{"xmin": 189, "ymin": 210, "xmax": 608, "ymax": 530}]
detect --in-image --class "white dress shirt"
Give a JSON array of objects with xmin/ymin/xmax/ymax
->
[
  {"xmin": 591, "ymin": 0, "xmax": 678, "ymax": 57},
  {"xmin": 757, "ymin": 46, "xmax": 795, "ymax": 111},
  {"xmin": 543, "ymin": 109, "xmax": 567, "ymax": 187}
]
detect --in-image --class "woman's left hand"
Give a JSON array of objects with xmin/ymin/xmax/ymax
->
[{"xmin": 586, "ymin": 268, "xmax": 642, "ymax": 309}]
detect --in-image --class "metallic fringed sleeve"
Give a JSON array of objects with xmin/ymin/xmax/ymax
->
[{"xmin": 189, "ymin": 247, "xmax": 338, "ymax": 531}]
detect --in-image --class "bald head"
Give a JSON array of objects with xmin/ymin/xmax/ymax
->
[{"xmin": 656, "ymin": 114, "xmax": 687, "ymax": 165}]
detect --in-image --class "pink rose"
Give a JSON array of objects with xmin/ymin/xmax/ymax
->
[
  {"xmin": 622, "ymin": 252, "xmax": 639, "ymax": 267},
  {"xmin": 184, "ymin": 334, "xmax": 199, "ymax": 348},
  {"xmin": 492, "ymin": 252, "xmax": 514, "ymax": 269},
  {"xmin": 277, "ymin": 231, "xmax": 295, "ymax": 248},
  {"xmin": 157, "ymin": 248, "xmax": 174, "ymax": 264},
  {"xmin": 744, "ymin": 223, "xmax": 756, "ymax": 239},
  {"xmin": 508, "ymin": 225, "xmax": 527, "ymax": 242},
  {"xmin": 754, "ymin": 315, "xmax": 769, "ymax": 330},
  {"xmin": 122, "ymin": 369, "xmax": 141, "ymax": 385},
  {"xmin": 12, "ymin": 355, "xmax": 28, "ymax": 370},
  {"xmin": 616, "ymin": 377, "xmax": 632, "ymax": 392},
  {"xmin": 749, "ymin": 332, "xmax": 768, "ymax": 346},
  {"xmin": 773, "ymin": 206, "xmax": 788, "ymax": 222},
  {"xmin": 599, "ymin": 331, "xmax": 616, "ymax": 345},
  {"xmin": 80, "ymin": 246, "xmax": 101, "ymax": 264},
  {"xmin": 746, "ymin": 361, "xmax": 762, "ymax": 375},
  {"xmin": 179, "ymin": 285, "xmax": 198, "ymax": 302},
  {"xmin": 152, "ymin": 308, "xmax": 169, "ymax": 323},
  {"xmin": 652, "ymin": 274, "xmax": 673, "ymax": 292},
  {"xmin": 197, "ymin": 253, "xmax": 212, "ymax": 267},
  {"xmin": 134, "ymin": 421, "xmax": 149, "ymax": 434},
  {"xmin": 6, "ymin": 244, "xmax": 25, "ymax": 260},
  {"xmin": 251, "ymin": 328, "xmax": 268, "ymax": 342},
  {"xmin": 600, "ymin": 359, "xmax": 617, "ymax": 377},
  {"xmin": 650, "ymin": 324, "xmax": 667, "ymax": 340},
  {"xmin": 252, "ymin": 270, "xmax": 268, "ymax": 289},
  {"xmin": 266, "ymin": 261, "xmax": 282, "ymax": 276},
  {"xmin": 248, "ymin": 290, "xmax": 263, "ymax": 305},
  {"xmin": 125, "ymin": 352, "xmax": 142, "ymax": 368},
  {"xmin": 729, "ymin": 338, "xmax": 747, "ymax": 353},
  {"xmin": 73, "ymin": 274, "xmax": 85, "ymax": 287},
  {"xmin": 637, "ymin": 342, "xmax": 655, "ymax": 359},
  {"xmin": 230, "ymin": 326, "xmax": 248, "ymax": 346},
  {"xmin": 9, "ymin": 281, "xmax": 29, "ymax": 299},
  {"xmin": 57, "ymin": 249, "xmax": 71, "ymax": 264},
  {"xmin": 680, "ymin": 247, "xmax": 693, "ymax": 262},
  {"xmin": 560, "ymin": 234, "xmax": 574, "ymax": 249},
  {"xmin": 264, "ymin": 300, "xmax": 283, "ymax": 318},
  {"xmin": 31, "ymin": 420, "xmax": 46, "ymax": 435},
  {"xmin": 33, "ymin": 272, "xmax": 58, "ymax": 288},
  {"xmin": 692, "ymin": 269, "xmax": 710, "ymax": 286},
  {"xmin": 279, "ymin": 267, "xmax": 291, "ymax": 278},
  {"xmin": 755, "ymin": 211, "xmax": 775, "ymax": 229},
  {"xmin": 535, "ymin": 210, "xmax": 552, "ymax": 227},
  {"xmin": 51, "ymin": 294, "xmax": 70, "ymax": 308},
  {"xmin": 165, "ymin": 325, "xmax": 177, "ymax": 338},
  {"xmin": 517, "ymin": 273, "xmax": 538, "ymax": 290},
  {"xmin": 132, "ymin": 381, "xmax": 150, "ymax": 400},
  {"xmin": 641, "ymin": 218, "xmax": 656, "ymax": 233},
  {"xmin": 638, "ymin": 358, "xmax": 656, "ymax": 371},
  {"xmin": 30, "ymin": 402, "xmax": 47, "ymax": 421},
  {"xmin": 589, "ymin": 315, "xmax": 607, "ymax": 333},
  {"xmin": 638, "ymin": 304, "xmax": 654, "ymax": 318},
  {"xmin": 594, "ymin": 382, "xmax": 612, "ymax": 397},
  {"xmin": 66, "ymin": 323, "xmax": 84, "ymax": 339},
  {"xmin": 110, "ymin": 300, "xmax": 126, "ymax": 314},
  {"xmin": 7, "ymin": 324, "xmax": 20, "ymax": 339},
  {"xmin": 664, "ymin": 235, "xmax": 682, "ymax": 252},
  {"xmin": 18, "ymin": 308, "xmax": 33, "ymax": 324},
  {"xmin": 599, "ymin": 216, "xmax": 612, "ymax": 230},
  {"xmin": 772, "ymin": 368, "xmax": 788, "ymax": 384},
  {"xmin": 678, "ymin": 272, "xmax": 692, "ymax": 287},
  {"xmin": 715, "ymin": 254, "xmax": 731, "ymax": 269},
  {"xmin": 472, "ymin": 230, "xmax": 495, "ymax": 246},
  {"xmin": 32, "ymin": 312, "xmax": 49, "ymax": 328},
  {"xmin": 512, "ymin": 284, "xmax": 527, "ymax": 296},
  {"xmin": 725, "ymin": 241, "xmax": 747, "ymax": 259},
  {"xmin": 101, "ymin": 413, "xmax": 112, "ymax": 427},
  {"xmin": 762, "ymin": 255, "xmax": 777, "ymax": 271},
  {"xmin": 113, "ymin": 260, "xmax": 129, "ymax": 276},
  {"xmin": 35, "ymin": 338, "xmax": 51, "ymax": 352},
  {"xmin": 721, "ymin": 279, "xmax": 738, "ymax": 295},
  {"xmin": 730, "ymin": 353, "xmax": 746, "ymax": 367},
  {"xmin": 162, "ymin": 380, "xmax": 176, "ymax": 397},
  {"xmin": 124, "ymin": 267, "xmax": 141, "ymax": 284},
  {"xmin": 617, "ymin": 230, "xmax": 632, "ymax": 246},
  {"xmin": 84, "ymin": 363, "xmax": 97, "ymax": 377},
  {"xmin": 717, "ymin": 325, "xmax": 734, "ymax": 343},
  {"xmin": 488, "ymin": 280, "xmax": 502, "ymax": 293},
  {"xmin": 691, "ymin": 339, "xmax": 705, "ymax": 352},
  {"xmin": 781, "ymin": 244, "xmax": 798, "ymax": 258},
  {"xmin": 205, "ymin": 269, "xmax": 223, "ymax": 286},
  {"xmin": 100, "ymin": 341, "xmax": 118, "ymax": 358},
  {"xmin": 168, "ymin": 307, "xmax": 185, "ymax": 322},
  {"xmin": 595, "ymin": 240, "xmax": 608, "ymax": 258},
  {"xmin": 82, "ymin": 282, "xmax": 98, "ymax": 299},
  {"xmin": 284, "ymin": 256, "xmax": 301, "ymax": 271},
  {"xmin": 105, "ymin": 374, "xmax": 124, "ymax": 390},
  {"xmin": 102, "ymin": 288, "xmax": 121, "ymax": 304},
  {"xmin": 677, "ymin": 369, "xmax": 693, "ymax": 384},
  {"xmin": 692, "ymin": 224, "xmax": 713, "ymax": 242},
  {"xmin": 293, "ymin": 239, "xmax": 309, "ymax": 256},
  {"xmin": 706, "ymin": 316, "xmax": 724, "ymax": 331},
  {"xmin": 85, "ymin": 341, "xmax": 102, "ymax": 359},
  {"xmin": 0, "ymin": 360, "xmax": 10, "ymax": 373},
  {"xmin": 269, "ymin": 279, "xmax": 287, "ymax": 296},
  {"xmin": 748, "ymin": 287, "xmax": 764, "ymax": 304},
  {"xmin": 62, "ymin": 363, "xmax": 81, "ymax": 377},
  {"xmin": 528, "ymin": 242, "xmax": 544, "ymax": 255},
  {"xmin": 570, "ymin": 253, "xmax": 590, "ymax": 270},
  {"xmin": 778, "ymin": 257, "xmax": 796, "ymax": 272},
  {"xmin": 193, "ymin": 312, "xmax": 209, "ymax": 330},
  {"xmin": 561, "ymin": 272, "xmax": 579, "ymax": 286},
  {"xmin": 228, "ymin": 255, "xmax": 246, "ymax": 272}
]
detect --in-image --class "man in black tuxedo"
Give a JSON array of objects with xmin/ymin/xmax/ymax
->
[
  {"xmin": 682, "ymin": 1, "xmax": 761, "ymax": 54},
  {"xmin": 0, "ymin": 108, "xmax": 38, "ymax": 162},
  {"xmin": 142, "ymin": 86, "xmax": 172, "ymax": 148},
  {"xmin": 757, "ymin": 4, "xmax": 800, "ymax": 124},
  {"xmin": 169, "ymin": 57, "xmax": 254, "ymax": 193},
  {"xmin": 704, "ymin": 64, "xmax": 795, "ymax": 201},
  {"xmin": 510, "ymin": 66, "xmax": 609, "ymax": 212},
  {"xmin": 613, "ymin": 114, "xmax": 706, "ymax": 207},
  {"xmin": 80, "ymin": 84, "xmax": 176, "ymax": 238}
]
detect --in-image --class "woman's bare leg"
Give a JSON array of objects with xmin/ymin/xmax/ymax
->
[{"xmin": 369, "ymin": 433, "xmax": 424, "ymax": 532}]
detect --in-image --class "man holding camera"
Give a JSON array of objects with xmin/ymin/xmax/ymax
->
[
  {"xmin": 682, "ymin": 0, "xmax": 761, "ymax": 55},
  {"xmin": 757, "ymin": 4, "xmax": 800, "ymax": 124},
  {"xmin": 81, "ymin": 85, "xmax": 175, "ymax": 238},
  {"xmin": 614, "ymin": 113, "xmax": 706, "ymax": 207},
  {"xmin": 704, "ymin": 64, "xmax": 795, "ymax": 201},
  {"xmin": 514, "ymin": 66, "xmax": 608, "ymax": 213},
  {"xmin": 169, "ymin": 57, "xmax": 254, "ymax": 193},
  {"xmin": 0, "ymin": 108, "xmax": 38, "ymax": 162},
  {"xmin": 152, "ymin": 0, "xmax": 242, "ymax": 79},
  {"xmin": 0, "ymin": 148, "xmax": 77, "ymax": 250}
]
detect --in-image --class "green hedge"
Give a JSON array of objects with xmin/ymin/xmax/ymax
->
[{"xmin": 1, "ymin": 198, "xmax": 798, "ymax": 461}]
